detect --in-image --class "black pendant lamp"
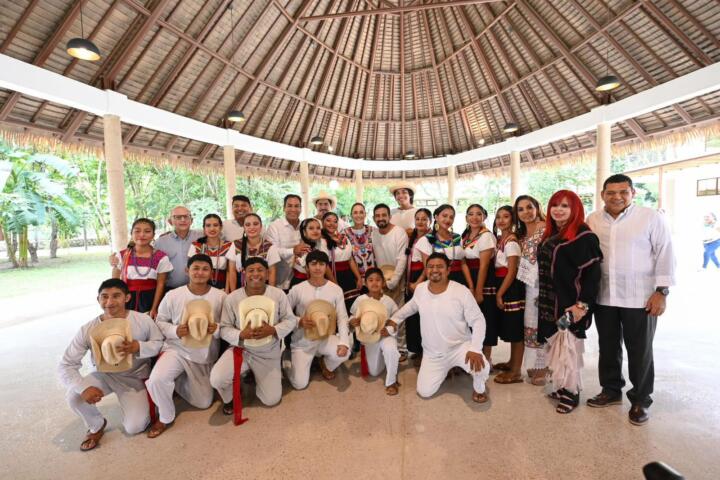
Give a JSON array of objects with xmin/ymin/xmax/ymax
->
[
  {"xmin": 227, "ymin": 5, "xmax": 246, "ymax": 123},
  {"xmin": 595, "ymin": 4, "xmax": 620, "ymax": 93},
  {"xmin": 309, "ymin": 135, "xmax": 323, "ymax": 146},
  {"xmin": 67, "ymin": 4, "xmax": 100, "ymax": 61},
  {"xmin": 502, "ymin": 122, "xmax": 519, "ymax": 134}
]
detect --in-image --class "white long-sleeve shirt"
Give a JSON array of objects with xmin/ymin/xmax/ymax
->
[
  {"xmin": 265, "ymin": 217, "xmax": 302, "ymax": 289},
  {"xmin": 58, "ymin": 310, "xmax": 163, "ymax": 394},
  {"xmin": 390, "ymin": 207, "xmax": 417, "ymax": 231},
  {"xmin": 287, "ymin": 280, "xmax": 350, "ymax": 348},
  {"xmin": 391, "ymin": 281, "xmax": 485, "ymax": 358},
  {"xmin": 371, "ymin": 225, "xmax": 408, "ymax": 290},
  {"xmin": 586, "ymin": 204, "xmax": 676, "ymax": 308},
  {"xmin": 220, "ymin": 285, "xmax": 298, "ymax": 348},
  {"xmin": 156, "ymin": 285, "xmax": 226, "ymax": 364}
]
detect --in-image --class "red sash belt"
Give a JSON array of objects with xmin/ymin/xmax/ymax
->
[
  {"xmin": 410, "ymin": 261, "xmax": 424, "ymax": 272},
  {"xmin": 449, "ymin": 260, "xmax": 462, "ymax": 272},
  {"xmin": 293, "ymin": 270, "xmax": 308, "ymax": 280},
  {"xmin": 495, "ymin": 267, "xmax": 509, "ymax": 278},
  {"xmin": 333, "ymin": 260, "xmax": 351, "ymax": 272},
  {"xmin": 465, "ymin": 258, "xmax": 479, "ymax": 270},
  {"xmin": 360, "ymin": 345, "xmax": 369, "ymax": 378},
  {"xmin": 213, "ymin": 269, "xmax": 227, "ymax": 283},
  {"xmin": 232, "ymin": 347, "xmax": 248, "ymax": 426},
  {"xmin": 126, "ymin": 279, "xmax": 157, "ymax": 292}
]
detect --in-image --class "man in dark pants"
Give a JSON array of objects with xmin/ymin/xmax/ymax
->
[{"xmin": 586, "ymin": 174, "xmax": 676, "ymax": 426}]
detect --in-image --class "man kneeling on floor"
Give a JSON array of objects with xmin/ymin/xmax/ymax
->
[
  {"xmin": 285, "ymin": 250, "xmax": 351, "ymax": 389},
  {"xmin": 391, "ymin": 253, "xmax": 490, "ymax": 403},
  {"xmin": 145, "ymin": 254, "xmax": 226, "ymax": 438},
  {"xmin": 58, "ymin": 278, "xmax": 164, "ymax": 451},
  {"xmin": 210, "ymin": 257, "xmax": 297, "ymax": 424}
]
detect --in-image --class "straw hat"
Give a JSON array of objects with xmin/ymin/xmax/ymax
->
[
  {"xmin": 304, "ymin": 299, "xmax": 337, "ymax": 341},
  {"xmin": 380, "ymin": 265, "xmax": 396, "ymax": 284},
  {"xmin": 237, "ymin": 295, "xmax": 276, "ymax": 348},
  {"xmin": 311, "ymin": 191, "xmax": 336, "ymax": 208},
  {"xmin": 355, "ymin": 298, "xmax": 387, "ymax": 344},
  {"xmin": 181, "ymin": 299, "xmax": 215, "ymax": 349},
  {"xmin": 89, "ymin": 317, "xmax": 133, "ymax": 373},
  {"xmin": 389, "ymin": 182, "xmax": 415, "ymax": 197}
]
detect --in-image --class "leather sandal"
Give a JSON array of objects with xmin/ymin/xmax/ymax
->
[
  {"xmin": 147, "ymin": 421, "xmax": 168, "ymax": 439},
  {"xmin": 385, "ymin": 382, "xmax": 400, "ymax": 396},
  {"xmin": 80, "ymin": 418, "xmax": 107, "ymax": 452},
  {"xmin": 472, "ymin": 390, "xmax": 489, "ymax": 404},
  {"xmin": 318, "ymin": 357, "xmax": 336, "ymax": 380},
  {"xmin": 493, "ymin": 372, "xmax": 523, "ymax": 384}
]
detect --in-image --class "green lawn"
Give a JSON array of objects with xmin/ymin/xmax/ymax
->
[{"xmin": 0, "ymin": 251, "xmax": 110, "ymax": 299}]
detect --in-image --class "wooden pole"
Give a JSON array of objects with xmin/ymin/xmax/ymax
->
[
  {"xmin": 595, "ymin": 121, "xmax": 612, "ymax": 211},
  {"xmin": 223, "ymin": 145, "xmax": 237, "ymax": 219},
  {"xmin": 103, "ymin": 114, "xmax": 128, "ymax": 252}
]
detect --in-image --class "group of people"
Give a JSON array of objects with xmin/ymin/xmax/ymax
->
[{"xmin": 58, "ymin": 173, "xmax": 676, "ymax": 451}]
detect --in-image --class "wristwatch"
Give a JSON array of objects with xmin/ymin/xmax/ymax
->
[{"xmin": 655, "ymin": 286, "xmax": 670, "ymax": 296}]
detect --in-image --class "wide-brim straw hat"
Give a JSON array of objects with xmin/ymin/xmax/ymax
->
[
  {"xmin": 89, "ymin": 317, "xmax": 133, "ymax": 373},
  {"xmin": 304, "ymin": 299, "xmax": 337, "ymax": 341},
  {"xmin": 181, "ymin": 299, "xmax": 215, "ymax": 349},
  {"xmin": 311, "ymin": 191, "xmax": 337, "ymax": 208},
  {"xmin": 355, "ymin": 298, "xmax": 387, "ymax": 344},
  {"xmin": 238, "ymin": 295, "xmax": 276, "ymax": 348},
  {"xmin": 389, "ymin": 182, "xmax": 415, "ymax": 197},
  {"xmin": 380, "ymin": 265, "xmax": 396, "ymax": 284}
]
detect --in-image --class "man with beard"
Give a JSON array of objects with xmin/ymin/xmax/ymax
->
[{"xmin": 266, "ymin": 194, "xmax": 309, "ymax": 291}]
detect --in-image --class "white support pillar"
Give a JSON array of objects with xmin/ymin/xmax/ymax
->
[
  {"xmin": 103, "ymin": 114, "xmax": 128, "ymax": 252},
  {"xmin": 595, "ymin": 121, "xmax": 612, "ymax": 211},
  {"xmin": 447, "ymin": 165, "xmax": 456, "ymax": 206},
  {"xmin": 510, "ymin": 150, "xmax": 521, "ymax": 201},
  {"xmin": 657, "ymin": 166, "xmax": 664, "ymax": 210},
  {"xmin": 355, "ymin": 170, "xmax": 364, "ymax": 203},
  {"xmin": 223, "ymin": 145, "xmax": 236, "ymax": 219},
  {"xmin": 300, "ymin": 160, "xmax": 311, "ymax": 219}
]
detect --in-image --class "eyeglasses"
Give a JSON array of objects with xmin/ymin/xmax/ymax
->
[{"xmin": 172, "ymin": 215, "xmax": 192, "ymax": 221}]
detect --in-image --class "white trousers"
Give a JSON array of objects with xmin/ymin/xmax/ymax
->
[
  {"xmin": 416, "ymin": 342, "xmax": 490, "ymax": 398},
  {"xmin": 363, "ymin": 336, "xmax": 400, "ymax": 387},
  {"xmin": 66, "ymin": 372, "xmax": 150, "ymax": 435},
  {"xmin": 210, "ymin": 348, "xmax": 282, "ymax": 407},
  {"xmin": 286, "ymin": 336, "xmax": 350, "ymax": 390},
  {"xmin": 146, "ymin": 350, "xmax": 213, "ymax": 424}
]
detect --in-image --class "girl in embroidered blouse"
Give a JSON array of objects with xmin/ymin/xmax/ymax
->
[
  {"xmin": 514, "ymin": 195, "xmax": 548, "ymax": 386},
  {"xmin": 289, "ymin": 218, "xmax": 331, "ymax": 288},
  {"xmin": 343, "ymin": 202, "xmax": 375, "ymax": 277},
  {"xmin": 490, "ymin": 206, "xmax": 526, "ymax": 385},
  {"xmin": 188, "ymin": 214, "xmax": 236, "ymax": 292},
  {"xmin": 414, "ymin": 204, "xmax": 473, "ymax": 288},
  {"xmin": 234, "ymin": 213, "xmax": 280, "ymax": 289},
  {"xmin": 404, "ymin": 208, "xmax": 432, "ymax": 359},
  {"xmin": 322, "ymin": 211, "xmax": 363, "ymax": 310},
  {"xmin": 112, "ymin": 218, "xmax": 172, "ymax": 319},
  {"xmin": 461, "ymin": 204, "xmax": 496, "ymax": 306}
]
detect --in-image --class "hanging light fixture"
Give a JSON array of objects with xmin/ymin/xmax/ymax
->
[
  {"xmin": 227, "ymin": 4, "xmax": 246, "ymax": 123},
  {"xmin": 404, "ymin": 149, "xmax": 416, "ymax": 159},
  {"xmin": 327, "ymin": 145, "xmax": 334, "ymax": 153},
  {"xmin": 503, "ymin": 122, "xmax": 519, "ymax": 134},
  {"xmin": 477, "ymin": 138, "xmax": 485, "ymax": 146},
  {"xmin": 67, "ymin": 4, "xmax": 100, "ymax": 61},
  {"xmin": 595, "ymin": 3, "xmax": 620, "ymax": 93},
  {"xmin": 310, "ymin": 135, "xmax": 323, "ymax": 146}
]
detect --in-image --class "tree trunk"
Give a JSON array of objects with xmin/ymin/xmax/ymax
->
[
  {"xmin": 0, "ymin": 223, "xmax": 19, "ymax": 268},
  {"xmin": 50, "ymin": 217, "xmax": 59, "ymax": 258},
  {"xmin": 18, "ymin": 226, "xmax": 28, "ymax": 268},
  {"xmin": 28, "ymin": 240, "xmax": 39, "ymax": 263}
]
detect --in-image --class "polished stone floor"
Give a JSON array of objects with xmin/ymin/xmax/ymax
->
[{"xmin": 2, "ymin": 268, "xmax": 718, "ymax": 479}]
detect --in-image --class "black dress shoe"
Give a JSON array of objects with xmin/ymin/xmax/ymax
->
[
  {"xmin": 629, "ymin": 404, "xmax": 649, "ymax": 426},
  {"xmin": 586, "ymin": 391, "xmax": 623, "ymax": 408}
]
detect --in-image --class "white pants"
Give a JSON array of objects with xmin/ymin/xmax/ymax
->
[
  {"xmin": 286, "ymin": 336, "xmax": 350, "ymax": 390},
  {"xmin": 385, "ymin": 282, "xmax": 407, "ymax": 353},
  {"xmin": 66, "ymin": 372, "xmax": 150, "ymax": 435},
  {"xmin": 364, "ymin": 336, "xmax": 400, "ymax": 387},
  {"xmin": 146, "ymin": 350, "xmax": 213, "ymax": 424},
  {"xmin": 210, "ymin": 348, "xmax": 282, "ymax": 407},
  {"xmin": 416, "ymin": 342, "xmax": 490, "ymax": 398}
]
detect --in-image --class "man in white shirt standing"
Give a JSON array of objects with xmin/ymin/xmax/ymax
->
[
  {"xmin": 223, "ymin": 195, "xmax": 253, "ymax": 242},
  {"xmin": 391, "ymin": 253, "xmax": 490, "ymax": 403},
  {"xmin": 265, "ymin": 194, "xmax": 309, "ymax": 291},
  {"xmin": 389, "ymin": 183, "xmax": 417, "ymax": 235},
  {"xmin": 586, "ymin": 174, "xmax": 676, "ymax": 426}
]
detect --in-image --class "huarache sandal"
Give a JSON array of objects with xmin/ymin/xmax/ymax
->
[
  {"xmin": 222, "ymin": 401, "xmax": 233, "ymax": 415},
  {"xmin": 319, "ymin": 357, "xmax": 336, "ymax": 380},
  {"xmin": 493, "ymin": 372, "xmax": 523, "ymax": 384},
  {"xmin": 555, "ymin": 389, "xmax": 580, "ymax": 414},
  {"xmin": 385, "ymin": 383, "xmax": 400, "ymax": 396},
  {"xmin": 492, "ymin": 362, "xmax": 511, "ymax": 372},
  {"xmin": 80, "ymin": 418, "xmax": 107, "ymax": 452},
  {"xmin": 147, "ymin": 421, "xmax": 168, "ymax": 438},
  {"xmin": 472, "ymin": 390, "xmax": 489, "ymax": 404}
]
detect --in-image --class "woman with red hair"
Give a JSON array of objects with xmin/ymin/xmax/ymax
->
[{"xmin": 537, "ymin": 190, "xmax": 603, "ymax": 414}]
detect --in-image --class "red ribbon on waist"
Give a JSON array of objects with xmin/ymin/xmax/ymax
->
[
  {"xmin": 126, "ymin": 279, "xmax": 157, "ymax": 292},
  {"xmin": 232, "ymin": 347, "xmax": 248, "ymax": 426},
  {"xmin": 214, "ymin": 269, "xmax": 227, "ymax": 282},
  {"xmin": 293, "ymin": 270, "xmax": 308, "ymax": 280},
  {"xmin": 360, "ymin": 345, "xmax": 369, "ymax": 378},
  {"xmin": 495, "ymin": 267, "xmax": 509, "ymax": 277},
  {"xmin": 333, "ymin": 260, "xmax": 351, "ymax": 272},
  {"xmin": 410, "ymin": 261, "xmax": 424, "ymax": 272},
  {"xmin": 465, "ymin": 258, "xmax": 479, "ymax": 270},
  {"xmin": 449, "ymin": 260, "xmax": 462, "ymax": 272}
]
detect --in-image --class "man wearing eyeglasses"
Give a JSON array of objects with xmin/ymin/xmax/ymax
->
[{"xmin": 154, "ymin": 206, "xmax": 202, "ymax": 291}]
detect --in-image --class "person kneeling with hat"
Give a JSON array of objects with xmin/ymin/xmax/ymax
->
[
  {"xmin": 285, "ymin": 250, "xmax": 351, "ymax": 389},
  {"xmin": 349, "ymin": 267, "xmax": 401, "ymax": 395},
  {"xmin": 390, "ymin": 253, "xmax": 490, "ymax": 403},
  {"xmin": 145, "ymin": 254, "xmax": 227, "ymax": 438},
  {"xmin": 58, "ymin": 278, "xmax": 164, "ymax": 451},
  {"xmin": 210, "ymin": 257, "xmax": 298, "ymax": 425}
]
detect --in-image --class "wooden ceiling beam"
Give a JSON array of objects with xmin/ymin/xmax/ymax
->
[
  {"xmin": 354, "ymin": 14, "xmax": 382, "ymax": 155},
  {"xmin": 400, "ymin": 10, "xmax": 406, "ymax": 156},
  {"xmin": 642, "ymin": 1, "xmax": 713, "ymax": 67},
  {"xmin": 0, "ymin": 0, "xmax": 41, "ymax": 54},
  {"xmin": 422, "ymin": 71, "xmax": 438, "ymax": 156},
  {"xmin": 300, "ymin": 0, "xmax": 498, "ymax": 21}
]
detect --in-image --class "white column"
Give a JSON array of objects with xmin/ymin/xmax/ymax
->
[
  {"xmin": 657, "ymin": 166, "xmax": 664, "ymax": 210},
  {"xmin": 447, "ymin": 165, "xmax": 456, "ymax": 206},
  {"xmin": 103, "ymin": 114, "xmax": 128, "ymax": 252},
  {"xmin": 595, "ymin": 121, "xmax": 612, "ymax": 211},
  {"xmin": 223, "ymin": 145, "xmax": 236, "ymax": 219},
  {"xmin": 355, "ymin": 170, "xmax": 364, "ymax": 203},
  {"xmin": 300, "ymin": 160, "xmax": 311, "ymax": 219},
  {"xmin": 510, "ymin": 150, "xmax": 521, "ymax": 201}
]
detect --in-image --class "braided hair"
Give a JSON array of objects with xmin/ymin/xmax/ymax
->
[
  {"xmin": 240, "ymin": 213, "xmax": 263, "ymax": 267},
  {"xmin": 428, "ymin": 204, "xmax": 455, "ymax": 245},
  {"xmin": 461, "ymin": 204, "xmax": 488, "ymax": 242},
  {"xmin": 197, "ymin": 213, "xmax": 223, "ymax": 244},
  {"xmin": 406, "ymin": 208, "xmax": 432, "ymax": 255}
]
